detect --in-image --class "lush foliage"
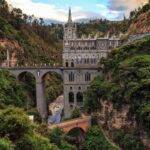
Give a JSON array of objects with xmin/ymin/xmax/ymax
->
[
  {"xmin": 0, "ymin": 107, "xmax": 61, "ymax": 150},
  {"xmin": 15, "ymin": 134, "xmax": 58, "ymax": 150},
  {"xmin": 0, "ymin": 0, "xmax": 63, "ymax": 106},
  {"xmin": 0, "ymin": 70, "xmax": 27, "ymax": 108},
  {"xmin": 85, "ymin": 126, "xmax": 119, "ymax": 150},
  {"xmin": 0, "ymin": 107, "xmax": 33, "ymax": 141},
  {"xmin": 0, "ymin": 138, "xmax": 14, "ymax": 150},
  {"xmin": 70, "ymin": 107, "xmax": 81, "ymax": 119},
  {"xmin": 84, "ymin": 37, "xmax": 150, "ymax": 148},
  {"xmin": 48, "ymin": 128, "xmax": 76, "ymax": 150},
  {"xmin": 48, "ymin": 128, "xmax": 64, "ymax": 146},
  {"xmin": 113, "ymin": 129, "xmax": 144, "ymax": 150}
]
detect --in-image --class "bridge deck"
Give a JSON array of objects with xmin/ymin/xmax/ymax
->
[{"xmin": 49, "ymin": 116, "xmax": 91, "ymax": 131}]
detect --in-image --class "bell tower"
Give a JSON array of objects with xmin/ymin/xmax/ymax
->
[{"xmin": 63, "ymin": 8, "xmax": 77, "ymax": 41}]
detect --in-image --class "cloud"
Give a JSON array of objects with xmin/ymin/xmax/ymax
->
[
  {"xmin": 96, "ymin": 4, "xmax": 122, "ymax": 20},
  {"xmin": 6, "ymin": 0, "xmax": 68, "ymax": 22},
  {"xmin": 108, "ymin": 0, "xmax": 148, "ymax": 16},
  {"xmin": 6, "ymin": 0, "xmax": 104, "ymax": 22}
]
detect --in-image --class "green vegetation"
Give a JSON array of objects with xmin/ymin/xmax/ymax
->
[
  {"xmin": 70, "ymin": 107, "xmax": 81, "ymax": 119},
  {"xmin": 0, "ymin": 107, "xmax": 61, "ymax": 150},
  {"xmin": 0, "ymin": 0, "xmax": 62, "ymax": 66},
  {"xmin": 129, "ymin": 3, "xmax": 150, "ymax": 21},
  {"xmin": 0, "ymin": 138, "xmax": 14, "ymax": 150},
  {"xmin": 44, "ymin": 73, "xmax": 63, "ymax": 104},
  {"xmin": 0, "ymin": 0, "xmax": 150, "ymax": 149},
  {"xmin": 0, "ymin": 0, "xmax": 63, "ymax": 107},
  {"xmin": 15, "ymin": 134, "xmax": 59, "ymax": 150},
  {"xmin": 84, "ymin": 37, "xmax": 150, "ymax": 149},
  {"xmin": 0, "ymin": 69, "xmax": 27, "ymax": 108},
  {"xmin": 48, "ymin": 128, "xmax": 76, "ymax": 150},
  {"xmin": 113, "ymin": 129, "xmax": 143, "ymax": 150},
  {"xmin": 85, "ymin": 126, "xmax": 119, "ymax": 150}
]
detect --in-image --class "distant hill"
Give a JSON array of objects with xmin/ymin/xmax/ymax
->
[{"xmin": 0, "ymin": 0, "xmax": 63, "ymax": 67}]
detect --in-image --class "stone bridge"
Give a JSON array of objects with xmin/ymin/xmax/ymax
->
[
  {"xmin": 0, "ymin": 66, "xmax": 99, "ymax": 121},
  {"xmin": 49, "ymin": 116, "xmax": 91, "ymax": 133},
  {"xmin": 6, "ymin": 67, "xmax": 63, "ymax": 120}
]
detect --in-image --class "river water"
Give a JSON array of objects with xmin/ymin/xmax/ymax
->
[{"xmin": 47, "ymin": 95, "xmax": 64, "ymax": 125}]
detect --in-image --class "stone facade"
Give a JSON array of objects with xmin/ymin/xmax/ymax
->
[{"xmin": 63, "ymin": 9, "xmax": 121, "ymax": 118}]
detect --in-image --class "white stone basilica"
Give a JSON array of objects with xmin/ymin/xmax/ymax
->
[{"xmin": 63, "ymin": 8, "xmax": 121, "ymax": 118}]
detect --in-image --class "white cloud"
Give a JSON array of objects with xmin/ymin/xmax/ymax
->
[
  {"xmin": 108, "ymin": 0, "xmax": 148, "ymax": 17},
  {"xmin": 96, "ymin": 4, "xmax": 121, "ymax": 20},
  {"xmin": 6, "ymin": 0, "xmax": 78, "ymax": 22},
  {"xmin": 6, "ymin": 0, "xmax": 106, "ymax": 22}
]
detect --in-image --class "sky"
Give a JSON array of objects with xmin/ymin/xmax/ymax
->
[{"xmin": 6, "ymin": 0, "xmax": 148, "ymax": 22}]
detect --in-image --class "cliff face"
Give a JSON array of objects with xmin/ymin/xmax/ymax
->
[
  {"xmin": 0, "ymin": 39, "xmax": 22, "ymax": 67},
  {"xmin": 128, "ymin": 11, "xmax": 150, "ymax": 35},
  {"xmin": 99, "ymin": 101, "xmax": 136, "ymax": 130}
]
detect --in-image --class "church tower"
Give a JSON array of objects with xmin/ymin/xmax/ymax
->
[{"xmin": 63, "ymin": 8, "xmax": 77, "ymax": 41}]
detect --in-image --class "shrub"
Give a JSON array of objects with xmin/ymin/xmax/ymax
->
[
  {"xmin": 85, "ymin": 126, "xmax": 119, "ymax": 150},
  {"xmin": 70, "ymin": 107, "xmax": 81, "ymax": 119},
  {"xmin": 48, "ymin": 128, "xmax": 64, "ymax": 146},
  {"xmin": 113, "ymin": 129, "xmax": 144, "ymax": 150},
  {"xmin": 0, "ymin": 138, "xmax": 14, "ymax": 150},
  {"xmin": 0, "ymin": 107, "xmax": 32, "ymax": 141},
  {"xmin": 15, "ymin": 134, "xmax": 58, "ymax": 150}
]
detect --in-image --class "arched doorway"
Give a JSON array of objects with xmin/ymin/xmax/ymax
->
[{"xmin": 18, "ymin": 71, "xmax": 36, "ymax": 108}]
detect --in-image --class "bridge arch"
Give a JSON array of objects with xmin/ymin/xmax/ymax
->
[
  {"xmin": 41, "ymin": 71, "xmax": 63, "ymax": 115},
  {"xmin": 18, "ymin": 71, "xmax": 36, "ymax": 107},
  {"xmin": 8, "ymin": 68, "xmax": 63, "ymax": 121},
  {"xmin": 67, "ymin": 127, "xmax": 85, "ymax": 135},
  {"xmin": 67, "ymin": 127, "xmax": 86, "ymax": 146}
]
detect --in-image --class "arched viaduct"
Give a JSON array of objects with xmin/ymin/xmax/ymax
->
[
  {"xmin": 2, "ymin": 67, "xmax": 100, "ymax": 121},
  {"xmin": 8, "ymin": 67, "xmax": 63, "ymax": 120}
]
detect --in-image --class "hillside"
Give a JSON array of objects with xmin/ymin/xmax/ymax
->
[
  {"xmin": 0, "ymin": 0, "xmax": 63, "ymax": 67},
  {"xmin": 128, "ymin": 3, "xmax": 150, "ymax": 35},
  {"xmin": 84, "ymin": 36, "xmax": 150, "ymax": 149}
]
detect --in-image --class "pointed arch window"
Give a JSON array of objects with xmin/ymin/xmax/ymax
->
[
  {"xmin": 76, "ymin": 92, "xmax": 83, "ymax": 103},
  {"xmin": 66, "ymin": 61, "xmax": 69, "ymax": 67},
  {"xmin": 69, "ymin": 92, "xmax": 74, "ymax": 103},
  {"xmin": 85, "ymin": 72, "xmax": 91, "ymax": 81},
  {"xmin": 71, "ymin": 60, "xmax": 74, "ymax": 67},
  {"xmin": 69, "ymin": 72, "xmax": 74, "ymax": 82}
]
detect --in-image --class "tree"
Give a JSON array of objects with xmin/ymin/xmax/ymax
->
[
  {"xmin": 0, "ymin": 70, "xmax": 28, "ymax": 108},
  {"xmin": 48, "ymin": 128, "xmax": 64, "ymax": 146},
  {"xmin": 0, "ymin": 107, "xmax": 32, "ymax": 142},
  {"xmin": 84, "ymin": 76, "xmax": 112, "ymax": 113},
  {"xmin": 113, "ymin": 129, "xmax": 143, "ymax": 150},
  {"xmin": 70, "ymin": 107, "xmax": 81, "ymax": 119},
  {"xmin": 0, "ymin": 138, "xmax": 14, "ymax": 150},
  {"xmin": 85, "ymin": 126, "xmax": 118, "ymax": 150},
  {"xmin": 15, "ymin": 134, "xmax": 58, "ymax": 150}
]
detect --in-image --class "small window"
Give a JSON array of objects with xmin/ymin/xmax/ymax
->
[
  {"xmin": 66, "ymin": 62, "xmax": 69, "ymax": 67},
  {"xmin": 71, "ymin": 62, "xmax": 74, "ymax": 67},
  {"xmin": 69, "ymin": 92, "xmax": 74, "ymax": 103}
]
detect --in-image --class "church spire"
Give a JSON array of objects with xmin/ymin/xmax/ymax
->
[{"xmin": 68, "ymin": 7, "xmax": 72, "ymax": 23}]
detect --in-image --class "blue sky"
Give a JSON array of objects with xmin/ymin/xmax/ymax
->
[{"xmin": 7, "ymin": 0, "xmax": 148, "ymax": 22}]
